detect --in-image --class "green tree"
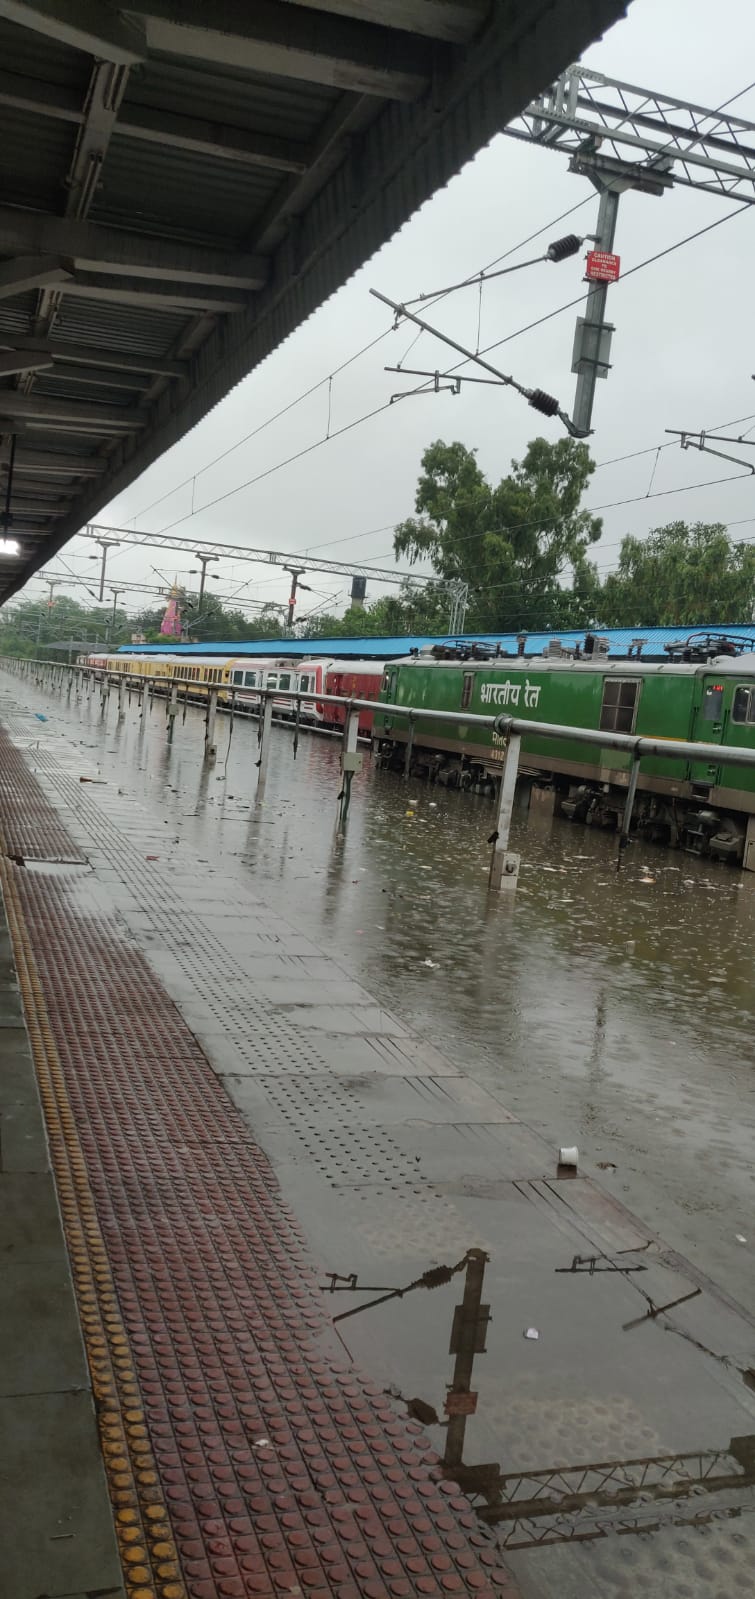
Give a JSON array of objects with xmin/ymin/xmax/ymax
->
[
  {"xmin": 301, "ymin": 580, "xmax": 451, "ymax": 640},
  {"xmin": 601, "ymin": 522, "xmax": 755, "ymax": 627},
  {"xmin": 0, "ymin": 594, "xmax": 129, "ymax": 657},
  {"xmin": 393, "ymin": 436, "xmax": 602, "ymax": 632},
  {"xmin": 131, "ymin": 591, "xmax": 285, "ymax": 643}
]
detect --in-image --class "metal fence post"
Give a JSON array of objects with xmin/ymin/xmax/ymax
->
[
  {"xmin": 204, "ymin": 687, "xmax": 218, "ymax": 761},
  {"xmin": 488, "ymin": 726, "xmax": 521, "ymax": 893},
  {"xmin": 404, "ymin": 712, "xmax": 415, "ymax": 780},
  {"xmin": 256, "ymin": 693, "xmax": 274, "ymax": 793},
  {"xmin": 167, "ymin": 681, "xmax": 178, "ymax": 742},
  {"xmin": 117, "ymin": 675, "xmax": 125, "ymax": 720},
  {"xmin": 616, "ymin": 750, "xmax": 642, "ymax": 871}
]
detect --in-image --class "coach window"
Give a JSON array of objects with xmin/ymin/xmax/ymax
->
[
  {"xmin": 702, "ymin": 684, "xmax": 724, "ymax": 721},
  {"xmin": 232, "ymin": 669, "xmax": 243, "ymax": 685},
  {"xmin": 599, "ymin": 677, "xmax": 640, "ymax": 734},
  {"xmin": 278, "ymin": 673, "xmax": 291, "ymax": 690},
  {"xmin": 733, "ymin": 686, "xmax": 755, "ymax": 724},
  {"xmin": 243, "ymin": 670, "xmax": 255, "ymax": 687},
  {"xmin": 299, "ymin": 674, "xmax": 311, "ymax": 693},
  {"xmin": 461, "ymin": 672, "xmax": 474, "ymax": 710}
]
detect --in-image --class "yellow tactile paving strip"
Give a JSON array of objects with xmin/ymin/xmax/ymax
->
[{"xmin": 0, "ymin": 854, "xmax": 186, "ymax": 1599}]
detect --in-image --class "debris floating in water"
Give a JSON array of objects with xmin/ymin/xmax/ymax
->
[{"xmin": 524, "ymin": 1327, "xmax": 540, "ymax": 1341}]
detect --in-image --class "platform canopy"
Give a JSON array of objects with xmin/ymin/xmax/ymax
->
[{"xmin": 0, "ymin": 0, "xmax": 629, "ymax": 605}]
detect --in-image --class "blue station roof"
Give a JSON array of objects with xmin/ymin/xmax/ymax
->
[{"xmin": 117, "ymin": 626, "xmax": 755, "ymax": 661}]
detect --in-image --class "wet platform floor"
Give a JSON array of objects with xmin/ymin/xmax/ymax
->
[{"xmin": 3, "ymin": 683, "xmax": 755, "ymax": 1599}]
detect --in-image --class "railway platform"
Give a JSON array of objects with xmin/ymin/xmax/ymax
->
[{"xmin": 3, "ymin": 677, "xmax": 755, "ymax": 1599}]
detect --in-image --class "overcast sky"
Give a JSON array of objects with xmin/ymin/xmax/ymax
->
[{"xmin": 27, "ymin": 0, "xmax": 755, "ymax": 631}]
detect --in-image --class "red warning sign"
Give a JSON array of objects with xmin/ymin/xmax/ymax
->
[
  {"xmin": 444, "ymin": 1391, "xmax": 478, "ymax": 1417},
  {"xmin": 585, "ymin": 250, "xmax": 621, "ymax": 283}
]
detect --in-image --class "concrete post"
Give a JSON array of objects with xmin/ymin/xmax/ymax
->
[
  {"xmin": 488, "ymin": 730, "xmax": 521, "ymax": 893},
  {"xmin": 256, "ymin": 694, "xmax": 273, "ymax": 792},
  {"xmin": 204, "ymin": 687, "xmax": 218, "ymax": 762}
]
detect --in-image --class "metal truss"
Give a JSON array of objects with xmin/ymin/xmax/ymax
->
[
  {"xmin": 460, "ymin": 1435, "xmax": 755, "ymax": 1549},
  {"xmin": 506, "ymin": 64, "xmax": 755, "ymax": 204},
  {"xmin": 85, "ymin": 522, "xmax": 429, "ymax": 588}
]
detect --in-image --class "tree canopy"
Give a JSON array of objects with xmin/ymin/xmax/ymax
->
[
  {"xmin": 600, "ymin": 521, "xmax": 755, "ymax": 627},
  {"xmin": 393, "ymin": 436, "xmax": 602, "ymax": 632}
]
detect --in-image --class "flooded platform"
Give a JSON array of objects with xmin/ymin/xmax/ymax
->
[{"xmin": 3, "ymin": 671, "xmax": 755, "ymax": 1599}]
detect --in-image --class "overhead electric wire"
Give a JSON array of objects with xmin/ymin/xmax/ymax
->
[
  {"xmin": 143, "ymin": 198, "xmax": 752, "ymax": 554},
  {"xmin": 121, "ymin": 199, "xmax": 594, "ymax": 536}
]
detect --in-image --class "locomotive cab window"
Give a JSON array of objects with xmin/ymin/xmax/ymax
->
[
  {"xmin": 461, "ymin": 672, "xmax": 474, "ymax": 710},
  {"xmin": 599, "ymin": 677, "xmax": 640, "ymax": 734},
  {"xmin": 733, "ymin": 685, "xmax": 755, "ymax": 724},
  {"xmin": 299, "ymin": 674, "xmax": 311, "ymax": 693},
  {"xmin": 702, "ymin": 684, "xmax": 724, "ymax": 721}
]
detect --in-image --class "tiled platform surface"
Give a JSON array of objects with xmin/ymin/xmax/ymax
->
[
  {"xmin": 0, "ymin": 862, "xmax": 124, "ymax": 1597},
  {"xmin": 4, "ymin": 689, "xmax": 755, "ymax": 1599},
  {"xmin": 0, "ymin": 710, "xmax": 520, "ymax": 1599}
]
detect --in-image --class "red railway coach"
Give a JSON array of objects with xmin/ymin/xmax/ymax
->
[{"xmin": 324, "ymin": 661, "xmax": 388, "ymax": 738}]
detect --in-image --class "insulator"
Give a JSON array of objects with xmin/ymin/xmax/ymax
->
[
  {"xmin": 528, "ymin": 389, "xmax": 560, "ymax": 416},
  {"xmin": 547, "ymin": 233, "xmax": 582, "ymax": 262}
]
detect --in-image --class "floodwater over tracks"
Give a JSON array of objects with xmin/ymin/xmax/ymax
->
[
  {"xmin": 19, "ymin": 682, "xmax": 755, "ymax": 1314},
  {"xmin": 8, "ymin": 677, "xmax": 755, "ymax": 1597}
]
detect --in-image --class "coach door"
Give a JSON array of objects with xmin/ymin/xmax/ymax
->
[{"xmin": 689, "ymin": 676, "xmax": 728, "ymax": 787}]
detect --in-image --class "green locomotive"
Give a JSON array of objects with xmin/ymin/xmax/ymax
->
[{"xmin": 373, "ymin": 633, "xmax": 755, "ymax": 867}]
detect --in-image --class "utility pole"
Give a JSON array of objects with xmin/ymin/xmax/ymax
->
[
  {"xmin": 194, "ymin": 551, "xmax": 219, "ymax": 607},
  {"xmin": 503, "ymin": 63, "xmax": 755, "ymax": 434},
  {"xmin": 92, "ymin": 536, "xmax": 120, "ymax": 601},
  {"xmin": 284, "ymin": 567, "xmax": 311, "ymax": 629},
  {"xmin": 107, "ymin": 586, "xmax": 125, "ymax": 647},
  {"xmin": 443, "ymin": 1249, "xmax": 490, "ymax": 1472},
  {"xmin": 36, "ymin": 576, "xmax": 60, "ymax": 647},
  {"xmin": 571, "ymin": 181, "xmax": 623, "ymax": 437}
]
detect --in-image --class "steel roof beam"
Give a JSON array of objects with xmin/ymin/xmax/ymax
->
[
  {"xmin": 0, "ymin": 349, "xmax": 54, "ymax": 377},
  {"xmin": 33, "ymin": 364, "xmax": 148, "ymax": 392},
  {"xmin": 0, "ymin": 1, "xmax": 146, "ymax": 64},
  {"xmin": 277, "ymin": 0, "xmax": 487, "ymax": 44},
  {"xmin": 0, "ymin": 447, "xmax": 105, "ymax": 475},
  {"xmin": 0, "ymin": 254, "xmax": 71, "ymax": 300},
  {"xmin": 0, "ymin": 69, "xmax": 310, "ymax": 174},
  {"xmin": 117, "ymin": 104, "xmax": 310, "ymax": 175},
  {"xmin": 0, "ymin": 210, "xmax": 268, "ymax": 289},
  {"xmin": 130, "ymin": 0, "xmax": 431, "ymax": 101},
  {"xmin": 51, "ymin": 273, "xmax": 250, "ymax": 314},
  {"xmin": 0, "ymin": 335, "xmax": 188, "ymax": 379},
  {"xmin": 0, "ymin": 393, "xmax": 145, "ymax": 430},
  {"xmin": 250, "ymin": 90, "xmax": 374, "ymax": 254}
]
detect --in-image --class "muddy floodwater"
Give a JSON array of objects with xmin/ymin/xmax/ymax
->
[{"xmin": 21, "ymin": 680, "xmax": 755, "ymax": 1323}]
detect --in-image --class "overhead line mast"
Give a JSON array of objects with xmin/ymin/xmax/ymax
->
[{"xmin": 503, "ymin": 65, "xmax": 755, "ymax": 434}]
